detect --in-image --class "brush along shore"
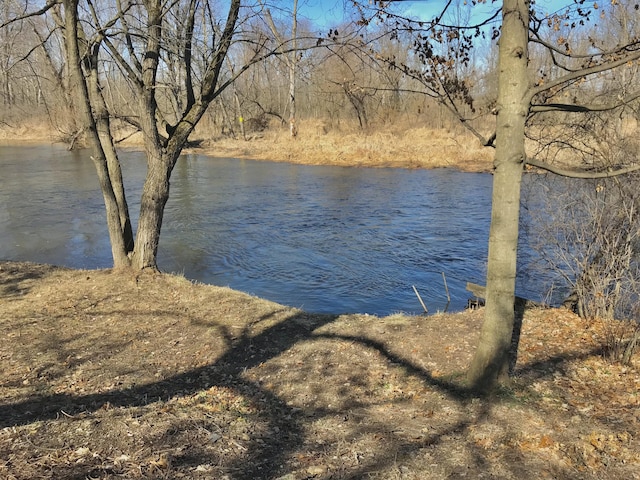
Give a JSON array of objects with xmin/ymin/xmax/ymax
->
[{"xmin": 0, "ymin": 120, "xmax": 494, "ymax": 172}]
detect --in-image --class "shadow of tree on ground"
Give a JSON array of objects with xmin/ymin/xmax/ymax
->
[
  {"xmin": 0, "ymin": 260, "xmax": 62, "ymax": 299},
  {"xmin": 0, "ymin": 272, "xmax": 618, "ymax": 479},
  {"xmin": 1, "ymin": 306, "xmax": 485, "ymax": 478}
]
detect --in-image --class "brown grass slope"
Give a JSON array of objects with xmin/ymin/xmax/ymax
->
[
  {"xmin": 1, "ymin": 261, "xmax": 639, "ymax": 479},
  {"xmin": 0, "ymin": 120, "xmax": 494, "ymax": 172}
]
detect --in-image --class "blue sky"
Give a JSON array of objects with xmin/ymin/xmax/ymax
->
[
  {"xmin": 297, "ymin": 0, "xmax": 576, "ymax": 29},
  {"xmin": 296, "ymin": 0, "xmax": 351, "ymax": 28},
  {"xmin": 297, "ymin": 0, "xmax": 493, "ymax": 28}
]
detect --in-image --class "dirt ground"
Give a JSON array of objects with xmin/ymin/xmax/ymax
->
[{"xmin": 1, "ymin": 261, "xmax": 639, "ymax": 479}]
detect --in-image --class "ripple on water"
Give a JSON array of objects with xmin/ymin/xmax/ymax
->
[{"xmin": 0, "ymin": 148, "xmax": 554, "ymax": 315}]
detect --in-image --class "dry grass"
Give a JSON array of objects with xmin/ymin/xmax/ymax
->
[
  {"xmin": 188, "ymin": 121, "xmax": 494, "ymax": 172},
  {"xmin": 0, "ymin": 122, "xmax": 57, "ymax": 144},
  {"xmin": 0, "ymin": 119, "xmax": 495, "ymax": 172},
  {"xmin": 1, "ymin": 261, "xmax": 639, "ymax": 479}
]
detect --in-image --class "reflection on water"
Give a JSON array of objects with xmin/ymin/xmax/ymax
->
[{"xmin": 0, "ymin": 144, "xmax": 541, "ymax": 315}]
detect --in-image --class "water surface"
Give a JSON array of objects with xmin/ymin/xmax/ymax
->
[{"xmin": 0, "ymin": 144, "xmax": 543, "ymax": 315}]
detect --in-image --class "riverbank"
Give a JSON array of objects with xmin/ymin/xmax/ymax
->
[
  {"xmin": 0, "ymin": 120, "xmax": 495, "ymax": 172},
  {"xmin": 189, "ymin": 121, "xmax": 495, "ymax": 172},
  {"xmin": 1, "ymin": 260, "xmax": 638, "ymax": 479}
]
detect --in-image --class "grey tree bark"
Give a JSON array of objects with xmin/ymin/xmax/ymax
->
[
  {"xmin": 61, "ymin": 0, "xmax": 131, "ymax": 267},
  {"xmin": 467, "ymin": 0, "xmax": 530, "ymax": 390},
  {"xmin": 130, "ymin": 0, "xmax": 242, "ymax": 270},
  {"xmin": 288, "ymin": 0, "xmax": 298, "ymax": 137},
  {"xmin": 78, "ymin": 22, "xmax": 134, "ymax": 256},
  {"xmin": 261, "ymin": 0, "xmax": 299, "ymax": 137},
  {"xmin": 58, "ymin": 0, "xmax": 242, "ymax": 271}
]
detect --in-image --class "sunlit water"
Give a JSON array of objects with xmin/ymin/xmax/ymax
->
[{"xmin": 0, "ymin": 144, "xmax": 551, "ymax": 315}]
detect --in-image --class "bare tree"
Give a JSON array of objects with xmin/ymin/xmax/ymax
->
[
  {"xmin": 3, "ymin": 0, "xmax": 305, "ymax": 270},
  {"xmin": 0, "ymin": 1, "xmax": 53, "ymax": 119},
  {"xmin": 355, "ymin": 0, "xmax": 640, "ymax": 391},
  {"xmin": 260, "ymin": 0, "xmax": 300, "ymax": 136}
]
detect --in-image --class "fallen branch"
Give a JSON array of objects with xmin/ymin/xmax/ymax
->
[
  {"xmin": 441, "ymin": 272, "xmax": 451, "ymax": 313},
  {"xmin": 412, "ymin": 285, "xmax": 428, "ymax": 314}
]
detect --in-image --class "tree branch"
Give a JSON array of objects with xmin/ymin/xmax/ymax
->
[
  {"xmin": 115, "ymin": 0, "xmax": 142, "ymax": 74},
  {"xmin": 528, "ymin": 34, "xmax": 639, "ymax": 62},
  {"xmin": 526, "ymin": 158, "xmax": 640, "ymax": 179},
  {"xmin": 528, "ymin": 50, "xmax": 640, "ymax": 101},
  {"xmin": 0, "ymin": 0, "xmax": 57, "ymax": 29},
  {"xmin": 531, "ymin": 90, "xmax": 640, "ymax": 113}
]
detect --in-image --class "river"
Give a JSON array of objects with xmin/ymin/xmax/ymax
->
[{"xmin": 0, "ymin": 144, "xmax": 550, "ymax": 315}]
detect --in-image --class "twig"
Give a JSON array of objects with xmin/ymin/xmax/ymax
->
[
  {"xmin": 442, "ymin": 272, "xmax": 451, "ymax": 313},
  {"xmin": 441, "ymin": 272, "xmax": 451, "ymax": 303},
  {"xmin": 231, "ymin": 440, "xmax": 247, "ymax": 451},
  {"xmin": 412, "ymin": 285, "xmax": 428, "ymax": 314}
]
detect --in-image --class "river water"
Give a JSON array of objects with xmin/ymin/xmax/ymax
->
[{"xmin": 0, "ymin": 144, "xmax": 548, "ymax": 315}]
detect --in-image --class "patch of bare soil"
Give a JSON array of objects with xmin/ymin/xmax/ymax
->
[{"xmin": 1, "ymin": 261, "xmax": 639, "ymax": 479}]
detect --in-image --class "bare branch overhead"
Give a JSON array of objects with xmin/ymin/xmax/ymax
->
[{"xmin": 526, "ymin": 158, "xmax": 640, "ymax": 179}]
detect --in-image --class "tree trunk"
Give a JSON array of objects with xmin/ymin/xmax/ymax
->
[
  {"xmin": 91, "ymin": 87, "xmax": 135, "ymax": 255},
  {"xmin": 62, "ymin": 0, "xmax": 130, "ymax": 267},
  {"xmin": 127, "ymin": 0, "xmax": 166, "ymax": 270},
  {"xmin": 84, "ymin": 44, "xmax": 134, "ymax": 254},
  {"xmin": 234, "ymin": 88, "xmax": 246, "ymax": 140},
  {"xmin": 288, "ymin": 0, "xmax": 298, "ymax": 137},
  {"xmin": 261, "ymin": 0, "xmax": 299, "ymax": 137},
  {"xmin": 468, "ymin": 0, "xmax": 530, "ymax": 392},
  {"xmin": 131, "ymin": 152, "xmax": 172, "ymax": 270}
]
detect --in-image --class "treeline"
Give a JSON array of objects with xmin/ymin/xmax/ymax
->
[
  {"xmin": 0, "ymin": 1, "xmax": 451, "ymax": 139},
  {"xmin": 1, "ymin": 1, "xmax": 637, "ymax": 146},
  {"xmin": 0, "ymin": 2, "xmax": 601, "ymax": 139}
]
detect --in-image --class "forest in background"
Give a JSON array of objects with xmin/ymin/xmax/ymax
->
[
  {"xmin": 0, "ymin": 1, "xmax": 485, "ymax": 142},
  {"xmin": 0, "ymin": 0, "xmax": 634, "ymax": 158}
]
